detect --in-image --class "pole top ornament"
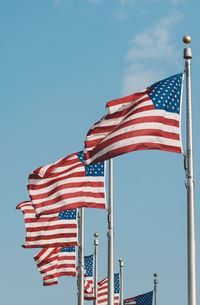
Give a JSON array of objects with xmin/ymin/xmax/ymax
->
[
  {"xmin": 119, "ymin": 258, "xmax": 123, "ymax": 262},
  {"xmin": 94, "ymin": 232, "xmax": 99, "ymax": 237},
  {"xmin": 154, "ymin": 273, "xmax": 158, "ymax": 277},
  {"xmin": 183, "ymin": 35, "xmax": 192, "ymax": 45}
]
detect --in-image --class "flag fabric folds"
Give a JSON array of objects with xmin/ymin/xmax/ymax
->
[
  {"xmin": 28, "ymin": 151, "xmax": 106, "ymax": 217},
  {"xmin": 84, "ymin": 73, "xmax": 184, "ymax": 165},
  {"xmin": 124, "ymin": 291, "xmax": 153, "ymax": 305},
  {"xmin": 84, "ymin": 254, "xmax": 95, "ymax": 300},
  {"xmin": 34, "ymin": 246, "xmax": 76, "ymax": 286},
  {"xmin": 16, "ymin": 201, "xmax": 78, "ymax": 248},
  {"xmin": 98, "ymin": 273, "xmax": 120, "ymax": 305}
]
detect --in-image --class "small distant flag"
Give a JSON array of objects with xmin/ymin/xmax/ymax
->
[
  {"xmin": 84, "ymin": 73, "xmax": 183, "ymax": 165},
  {"xmin": 98, "ymin": 273, "xmax": 120, "ymax": 305},
  {"xmin": 16, "ymin": 201, "xmax": 78, "ymax": 248},
  {"xmin": 124, "ymin": 291, "xmax": 153, "ymax": 305},
  {"xmin": 28, "ymin": 151, "xmax": 106, "ymax": 217},
  {"xmin": 34, "ymin": 246, "xmax": 76, "ymax": 286},
  {"xmin": 84, "ymin": 255, "xmax": 95, "ymax": 300}
]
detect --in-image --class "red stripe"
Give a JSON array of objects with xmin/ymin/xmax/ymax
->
[
  {"xmin": 107, "ymin": 90, "xmax": 149, "ymax": 107},
  {"xmin": 26, "ymin": 233, "xmax": 77, "ymax": 241},
  {"xmin": 89, "ymin": 141, "xmax": 182, "ymax": 164},
  {"xmin": 23, "ymin": 241, "xmax": 78, "ymax": 248},
  {"xmin": 30, "ymin": 181, "xmax": 104, "ymax": 200},
  {"xmin": 34, "ymin": 248, "xmax": 61, "ymax": 262},
  {"xmin": 43, "ymin": 281, "xmax": 58, "ymax": 286},
  {"xmin": 28, "ymin": 172, "xmax": 86, "ymax": 190},
  {"xmin": 33, "ymin": 191, "xmax": 105, "ymax": 209},
  {"xmin": 26, "ymin": 224, "xmax": 77, "ymax": 231},
  {"xmin": 87, "ymin": 97, "xmax": 150, "ymax": 136},
  {"xmin": 87, "ymin": 128, "xmax": 180, "ymax": 160},
  {"xmin": 36, "ymin": 202, "xmax": 106, "ymax": 216}
]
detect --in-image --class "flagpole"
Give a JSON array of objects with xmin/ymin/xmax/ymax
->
[
  {"xmin": 108, "ymin": 158, "xmax": 114, "ymax": 305},
  {"xmin": 183, "ymin": 35, "xmax": 197, "ymax": 305},
  {"xmin": 78, "ymin": 208, "xmax": 85, "ymax": 305},
  {"xmin": 119, "ymin": 259, "xmax": 124, "ymax": 305},
  {"xmin": 94, "ymin": 233, "xmax": 99, "ymax": 305},
  {"xmin": 154, "ymin": 273, "xmax": 158, "ymax": 305}
]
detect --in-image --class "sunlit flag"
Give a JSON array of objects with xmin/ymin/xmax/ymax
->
[
  {"xmin": 84, "ymin": 254, "xmax": 95, "ymax": 300},
  {"xmin": 84, "ymin": 73, "xmax": 183, "ymax": 165},
  {"xmin": 17, "ymin": 201, "xmax": 78, "ymax": 248},
  {"xmin": 34, "ymin": 246, "xmax": 76, "ymax": 286},
  {"xmin": 98, "ymin": 273, "xmax": 120, "ymax": 305},
  {"xmin": 124, "ymin": 291, "xmax": 153, "ymax": 305},
  {"xmin": 28, "ymin": 151, "xmax": 106, "ymax": 217}
]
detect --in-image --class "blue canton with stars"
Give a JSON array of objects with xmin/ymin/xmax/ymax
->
[
  {"xmin": 58, "ymin": 209, "xmax": 77, "ymax": 220},
  {"xmin": 61, "ymin": 246, "xmax": 75, "ymax": 253},
  {"xmin": 77, "ymin": 151, "xmax": 104, "ymax": 176},
  {"xmin": 136, "ymin": 291, "xmax": 153, "ymax": 305},
  {"xmin": 84, "ymin": 255, "xmax": 93, "ymax": 277},
  {"xmin": 147, "ymin": 73, "xmax": 183, "ymax": 114},
  {"xmin": 114, "ymin": 273, "xmax": 120, "ymax": 293}
]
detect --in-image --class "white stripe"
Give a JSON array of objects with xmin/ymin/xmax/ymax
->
[
  {"xmin": 87, "ymin": 108, "xmax": 179, "ymax": 136},
  {"xmin": 38, "ymin": 155, "xmax": 78, "ymax": 177},
  {"xmin": 100, "ymin": 121, "xmax": 180, "ymax": 144},
  {"xmin": 31, "ymin": 186, "xmax": 105, "ymax": 204},
  {"xmin": 29, "ymin": 177, "xmax": 104, "ymax": 196},
  {"xmin": 28, "ymin": 165, "xmax": 84, "ymax": 185},
  {"xmin": 25, "ymin": 238, "xmax": 77, "ymax": 246},
  {"xmin": 108, "ymin": 90, "xmax": 147, "ymax": 114},
  {"xmin": 35, "ymin": 196, "xmax": 106, "ymax": 214},
  {"xmin": 25, "ymin": 219, "xmax": 76, "ymax": 228},
  {"xmin": 87, "ymin": 135, "xmax": 181, "ymax": 164},
  {"xmin": 26, "ymin": 228, "xmax": 77, "ymax": 237},
  {"xmin": 34, "ymin": 248, "xmax": 55, "ymax": 263}
]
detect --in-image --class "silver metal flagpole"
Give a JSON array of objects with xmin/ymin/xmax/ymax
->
[
  {"xmin": 153, "ymin": 273, "xmax": 158, "ymax": 305},
  {"xmin": 183, "ymin": 35, "xmax": 197, "ymax": 305},
  {"xmin": 78, "ymin": 208, "xmax": 85, "ymax": 305},
  {"xmin": 108, "ymin": 158, "xmax": 114, "ymax": 305},
  {"xmin": 119, "ymin": 258, "xmax": 124, "ymax": 305},
  {"xmin": 94, "ymin": 232, "xmax": 99, "ymax": 305}
]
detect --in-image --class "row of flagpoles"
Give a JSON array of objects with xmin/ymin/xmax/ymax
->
[{"xmin": 17, "ymin": 36, "xmax": 197, "ymax": 305}]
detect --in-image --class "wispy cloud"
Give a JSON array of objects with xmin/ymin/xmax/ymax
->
[
  {"xmin": 171, "ymin": 0, "xmax": 185, "ymax": 4},
  {"xmin": 115, "ymin": 0, "xmax": 136, "ymax": 19},
  {"xmin": 54, "ymin": 0, "xmax": 63, "ymax": 5},
  {"xmin": 121, "ymin": 11, "xmax": 184, "ymax": 95}
]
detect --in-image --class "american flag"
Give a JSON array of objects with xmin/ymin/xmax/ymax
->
[
  {"xmin": 84, "ymin": 73, "xmax": 183, "ymax": 165},
  {"xmin": 98, "ymin": 273, "xmax": 120, "ymax": 305},
  {"xmin": 28, "ymin": 151, "xmax": 106, "ymax": 217},
  {"xmin": 124, "ymin": 291, "xmax": 153, "ymax": 305},
  {"xmin": 84, "ymin": 254, "xmax": 95, "ymax": 300},
  {"xmin": 34, "ymin": 246, "xmax": 76, "ymax": 286},
  {"xmin": 16, "ymin": 201, "xmax": 78, "ymax": 248}
]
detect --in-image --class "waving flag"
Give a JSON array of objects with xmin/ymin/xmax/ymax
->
[
  {"xmin": 34, "ymin": 246, "xmax": 76, "ymax": 286},
  {"xmin": 84, "ymin": 73, "xmax": 183, "ymax": 165},
  {"xmin": 124, "ymin": 291, "xmax": 153, "ymax": 305},
  {"xmin": 98, "ymin": 273, "xmax": 120, "ymax": 305},
  {"xmin": 16, "ymin": 201, "xmax": 78, "ymax": 248},
  {"xmin": 84, "ymin": 254, "xmax": 95, "ymax": 300},
  {"xmin": 28, "ymin": 151, "xmax": 106, "ymax": 217}
]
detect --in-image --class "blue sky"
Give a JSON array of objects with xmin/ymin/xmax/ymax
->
[{"xmin": 1, "ymin": 1, "xmax": 200, "ymax": 304}]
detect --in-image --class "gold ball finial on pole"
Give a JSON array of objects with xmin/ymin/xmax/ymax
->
[
  {"xmin": 119, "ymin": 258, "xmax": 123, "ymax": 262},
  {"xmin": 183, "ymin": 35, "xmax": 192, "ymax": 45},
  {"xmin": 154, "ymin": 273, "xmax": 158, "ymax": 277},
  {"xmin": 94, "ymin": 232, "xmax": 99, "ymax": 238}
]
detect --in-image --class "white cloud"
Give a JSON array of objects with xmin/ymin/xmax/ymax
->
[{"xmin": 121, "ymin": 11, "xmax": 184, "ymax": 95}]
